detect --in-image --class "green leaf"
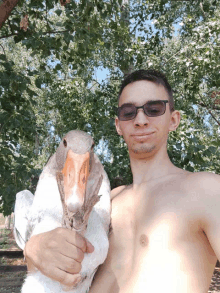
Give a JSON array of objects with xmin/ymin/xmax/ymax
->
[
  {"xmin": 187, "ymin": 166, "xmax": 194, "ymax": 172},
  {"xmin": 0, "ymin": 54, "xmax": 7, "ymax": 61},
  {"xmin": 35, "ymin": 78, "xmax": 42, "ymax": 89},
  {"xmin": 208, "ymin": 146, "xmax": 217, "ymax": 154},
  {"xmin": 55, "ymin": 9, "xmax": 63, "ymax": 16},
  {"xmin": 55, "ymin": 64, "xmax": 62, "ymax": 70}
]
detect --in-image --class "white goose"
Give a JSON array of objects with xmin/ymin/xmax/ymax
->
[{"xmin": 14, "ymin": 130, "xmax": 111, "ymax": 293}]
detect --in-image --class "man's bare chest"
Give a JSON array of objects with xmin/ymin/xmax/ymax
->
[
  {"xmin": 90, "ymin": 173, "xmax": 218, "ymax": 293},
  {"xmin": 110, "ymin": 182, "xmax": 203, "ymax": 269}
]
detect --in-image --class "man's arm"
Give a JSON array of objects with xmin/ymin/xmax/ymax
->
[{"xmin": 195, "ymin": 172, "xmax": 220, "ymax": 260}]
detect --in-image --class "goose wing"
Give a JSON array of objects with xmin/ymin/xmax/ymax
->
[{"xmin": 13, "ymin": 190, "xmax": 34, "ymax": 250}]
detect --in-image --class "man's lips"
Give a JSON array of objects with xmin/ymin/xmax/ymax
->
[
  {"xmin": 132, "ymin": 132, "xmax": 155, "ymax": 136},
  {"xmin": 131, "ymin": 132, "xmax": 155, "ymax": 140}
]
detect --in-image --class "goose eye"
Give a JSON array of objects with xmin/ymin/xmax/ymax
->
[{"xmin": 63, "ymin": 139, "xmax": 67, "ymax": 147}]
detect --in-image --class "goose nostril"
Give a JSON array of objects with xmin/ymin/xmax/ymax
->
[{"xmin": 63, "ymin": 139, "xmax": 67, "ymax": 147}]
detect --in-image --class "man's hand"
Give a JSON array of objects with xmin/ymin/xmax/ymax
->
[{"xmin": 23, "ymin": 227, "xmax": 94, "ymax": 287}]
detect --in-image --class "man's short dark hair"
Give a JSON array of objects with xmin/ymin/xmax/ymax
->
[{"xmin": 118, "ymin": 69, "xmax": 175, "ymax": 112}]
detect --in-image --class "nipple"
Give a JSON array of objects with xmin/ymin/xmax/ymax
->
[{"xmin": 139, "ymin": 234, "xmax": 148, "ymax": 247}]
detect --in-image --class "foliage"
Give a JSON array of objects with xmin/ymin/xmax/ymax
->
[{"xmin": 0, "ymin": 0, "xmax": 219, "ymax": 215}]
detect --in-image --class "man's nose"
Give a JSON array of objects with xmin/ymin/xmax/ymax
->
[{"xmin": 134, "ymin": 109, "xmax": 149, "ymax": 126}]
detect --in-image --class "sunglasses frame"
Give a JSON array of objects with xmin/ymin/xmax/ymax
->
[{"xmin": 116, "ymin": 100, "xmax": 169, "ymax": 121}]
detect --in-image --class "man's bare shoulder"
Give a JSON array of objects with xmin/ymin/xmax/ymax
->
[
  {"xmin": 184, "ymin": 171, "xmax": 220, "ymax": 195},
  {"xmin": 110, "ymin": 185, "xmax": 127, "ymax": 200}
]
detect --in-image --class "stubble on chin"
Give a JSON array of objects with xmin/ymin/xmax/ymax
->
[{"xmin": 131, "ymin": 143, "xmax": 156, "ymax": 154}]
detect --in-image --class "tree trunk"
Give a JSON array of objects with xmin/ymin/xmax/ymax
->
[
  {"xmin": 0, "ymin": 0, "xmax": 20, "ymax": 29},
  {"xmin": 120, "ymin": 0, "xmax": 134, "ymax": 76},
  {"xmin": 4, "ymin": 215, "xmax": 11, "ymax": 229}
]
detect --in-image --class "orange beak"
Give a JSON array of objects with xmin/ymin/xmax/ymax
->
[{"xmin": 62, "ymin": 150, "xmax": 90, "ymax": 213}]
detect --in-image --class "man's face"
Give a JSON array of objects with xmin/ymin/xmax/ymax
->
[{"xmin": 115, "ymin": 80, "xmax": 180, "ymax": 158}]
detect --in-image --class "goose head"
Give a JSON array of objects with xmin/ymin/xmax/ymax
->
[{"xmin": 55, "ymin": 130, "xmax": 103, "ymax": 233}]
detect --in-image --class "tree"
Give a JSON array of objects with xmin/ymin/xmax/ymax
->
[
  {"xmin": 0, "ymin": 0, "xmax": 219, "ymax": 216},
  {"xmin": 0, "ymin": 0, "xmax": 20, "ymax": 29}
]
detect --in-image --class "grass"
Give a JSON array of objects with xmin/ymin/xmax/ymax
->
[{"xmin": 0, "ymin": 256, "xmax": 8, "ymax": 265}]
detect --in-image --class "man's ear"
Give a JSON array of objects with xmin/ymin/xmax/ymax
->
[
  {"xmin": 168, "ymin": 110, "xmax": 181, "ymax": 132},
  {"xmin": 115, "ymin": 117, "xmax": 123, "ymax": 135}
]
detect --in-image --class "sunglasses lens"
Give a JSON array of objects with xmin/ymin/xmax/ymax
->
[
  {"xmin": 118, "ymin": 105, "xmax": 136, "ymax": 121},
  {"xmin": 144, "ymin": 101, "xmax": 165, "ymax": 117},
  {"xmin": 117, "ymin": 101, "xmax": 167, "ymax": 120}
]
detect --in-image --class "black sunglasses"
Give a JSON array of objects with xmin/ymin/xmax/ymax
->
[{"xmin": 116, "ymin": 100, "xmax": 169, "ymax": 121}]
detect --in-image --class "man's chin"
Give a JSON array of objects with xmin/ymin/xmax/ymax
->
[{"xmin": 130, "ymin": 144, "xmax": 156, "ymax": 155}]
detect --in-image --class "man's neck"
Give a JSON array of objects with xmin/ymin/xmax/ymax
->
[{"xmin": 129, "ymin": 148, "xmax": 178, "ymax": 186}]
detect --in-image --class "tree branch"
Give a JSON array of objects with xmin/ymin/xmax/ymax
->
[
  {"xmin": 199, "ymin": 2, "xmax": 206, "ymax": 20},
  {"xmin": 0, "ymin": 32, "xmax": 19, "ymax": 39},
  {"xmin": 0, "ymin": 29, "xmax": 71, "ymax": 40},
  {"xmin": 0, "ymin": 43, "xmax": 6, "ymax": 56},
  {"xmin": 199, "ymin": 102, "xmax": 220, "ymax": 111},
  {"xmin": 45, "ymin": 0, "xmax": 50, "ymax": 33},
  {"xmin": 0, "ymin": 0, "xmax": 20, "ymax": 29},
  {"xmin": 198, "ymin": 96, "xmax": 220, "ymax": 126}
]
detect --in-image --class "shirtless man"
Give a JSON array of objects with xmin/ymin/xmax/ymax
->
[{"xmin": 24, "ymin": 69, "xmax": 220, "ymax": 293}]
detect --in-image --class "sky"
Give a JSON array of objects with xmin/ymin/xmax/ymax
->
[{"xmin": 93, "ymin": 67, "xmax": 109, "ymax": 82}]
